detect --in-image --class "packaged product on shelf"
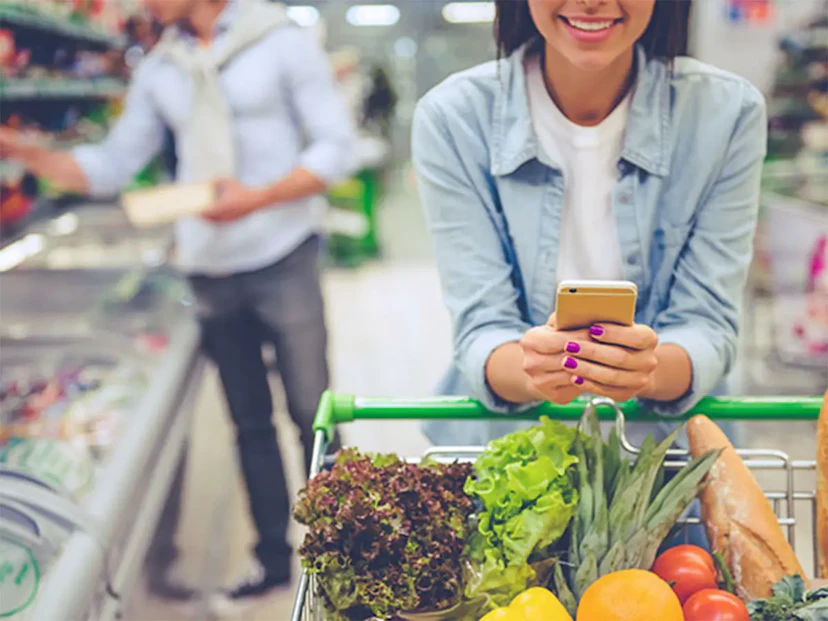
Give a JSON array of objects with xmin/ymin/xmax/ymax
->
[
  {"xmin": 0, "ymin": 436, "xmax": 96, "ymax": 500},
  {"xmin": 0, "ymin": 28, "xmax": 15, "ymax": 71},
  {"xmin": 0, "ymin": 180, "xmax": 33, "ymax": 227},
  {"xmin": 0, "ymin": 358, "xmax": 148, "ymax": 476}
]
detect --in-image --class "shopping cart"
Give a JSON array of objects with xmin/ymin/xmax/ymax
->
[{"xmin": 291, "ymin": 392, "xmax": 825, "ymax": 621}]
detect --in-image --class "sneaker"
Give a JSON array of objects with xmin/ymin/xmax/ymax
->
[
  {"xmin": 147, "ymin": 565, "xmax": 198, "ymax": 602},
  {"xmin": 209, "ymin": 561, "xmax": 291, "ymax": 616},
  {"xmin": 148, "ymin": 578, "xmax": 198, "ymax": 602}
]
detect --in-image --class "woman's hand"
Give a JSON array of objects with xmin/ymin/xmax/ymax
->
[
  {"xmin": 519, "ymin": 320, "xmax": 590, "ymax": 405},
  {"xmin": 560, "ymin": 323, "xmax": 659, "ymax": 402},
  {"xmin": 520, "ymin": 317, "xmax": 659, "ymax": 404}
]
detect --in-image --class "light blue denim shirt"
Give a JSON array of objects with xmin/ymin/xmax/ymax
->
[
  {"xmin": 412, "ymin": 45, "xmax": 767, "ymax": 446},
  {"xmin": 74, "ymin": 3, "xmax": 354, "ymax": 276}
]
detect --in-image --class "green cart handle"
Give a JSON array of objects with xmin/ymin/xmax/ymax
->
[{"xmin": 312, "ymin": 391, "xmax": 825, "ymax": 443}]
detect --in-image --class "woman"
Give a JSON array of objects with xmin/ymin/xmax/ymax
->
[{"xmin": 412, "ymin": 0, "xmax": 766, "ymax": 446}]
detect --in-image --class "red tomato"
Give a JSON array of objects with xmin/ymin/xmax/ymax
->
[
  {"xmin": 683, "ymin": 589, "xmax": 750, "ymax": 621},
  {"xmin": 651, "ymin": 545, "xmax": 717, "ymax": 605}
]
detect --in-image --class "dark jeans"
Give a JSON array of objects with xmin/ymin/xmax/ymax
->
[
  {"xmin": 182, "ymin": 235, "xmax": 337, "ymax": 571},
  {"xmin": 146, "ymin": 446, "xmax": 188, "ymax": 577}
]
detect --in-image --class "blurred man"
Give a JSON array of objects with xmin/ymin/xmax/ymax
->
[
  {"xmin": 0, "ymin": 0, "xmax": 352, "ymax": 610},
  {"xmin": 363, "ymin": 65, "xmax": 398, "ymax": 139}
]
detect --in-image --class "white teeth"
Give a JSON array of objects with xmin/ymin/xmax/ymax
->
[{"xmin": 567, "ymin": 19, "xmax": 614, "ymax": 31}]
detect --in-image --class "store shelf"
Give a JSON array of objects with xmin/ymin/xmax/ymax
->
[
  {"xmin": 0, "ymin": 78, "xmax": 127, "ymax": 101},
  {"xmin": 0, "ymin": 4, "xmax": 125, "ymax": 49}
]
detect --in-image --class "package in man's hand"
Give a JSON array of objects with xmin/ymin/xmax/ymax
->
[{"xmin": 121, "ymin": 182, "xmax": 215, "ymax": 228}]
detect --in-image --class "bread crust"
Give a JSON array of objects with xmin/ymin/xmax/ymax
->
[
  {"xmin": 687, "ymin": 415, "xmax": 804, "ymax": 601},
  {"xmin": 817, "ymin": 391, "xmax": 828, "ymax": 579}
]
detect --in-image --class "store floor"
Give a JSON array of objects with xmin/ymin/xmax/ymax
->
[{"xmin": 126, "ymin": 172, "xmax": 822, "ymax": 621}]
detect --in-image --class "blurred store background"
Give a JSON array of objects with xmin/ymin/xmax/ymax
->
[{"xmin": 0, "ymin": 0, "xmax": 825, "ymax": 620}]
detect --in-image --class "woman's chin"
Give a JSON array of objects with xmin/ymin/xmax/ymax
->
[
  {"xmin": 565, "ymin": 52, "xmax": 619, "ymax": 73},
  {"xmin": 552, "ymin": 44, "xmax": 634, "ymax": 75}
]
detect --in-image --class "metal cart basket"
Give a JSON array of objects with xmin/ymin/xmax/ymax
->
[{"xmin": 291, "ymin": 392, "xmax": 825, "ymax": 621}]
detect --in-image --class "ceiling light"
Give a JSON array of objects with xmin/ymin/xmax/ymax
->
[
  {"xmin": 394, "ymin": 36, "xmax": 418, "ymax": 58},
  {"xmin": 346, "ymin": 4, "xmax": 400, "ymax": 27},
  {"xmin": 286, "ymin": 6, "xmax": 321, "ymax": 27},
  {"xmin": 442, "ymin": 2, "xmax": 495, "ymax": 24}
]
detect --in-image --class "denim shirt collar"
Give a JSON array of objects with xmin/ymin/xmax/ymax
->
[{"xmin": 490, "ymin": 44, "xmax": 670, "ymax": 177}]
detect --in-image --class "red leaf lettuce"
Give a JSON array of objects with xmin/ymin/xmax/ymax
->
[{"xmin": 294, "ymin": 448, "xmax": 474, "ymax": 620}]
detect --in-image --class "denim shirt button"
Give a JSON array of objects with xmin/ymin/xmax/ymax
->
[
  {"xmin": 619, "ymin": 194, "xmax": 631, "ymax": 205},
  {"xmin": 626, "ymin": 254, "xmax": 639, "ymax": 266}
]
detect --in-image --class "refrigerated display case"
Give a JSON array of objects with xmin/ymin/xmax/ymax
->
[{"xmin": 0, "ymin": 203, "xmax": 204, "ymax": 621}]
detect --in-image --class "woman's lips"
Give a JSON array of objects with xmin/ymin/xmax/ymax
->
[{"xmin": 559, "ymin": 15, "xmax": 622, "ymax": 43}]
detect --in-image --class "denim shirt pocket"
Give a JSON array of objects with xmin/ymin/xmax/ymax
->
[{"xmin": 649, "ymin": 223, "xmax": 693, "ymax": 310}]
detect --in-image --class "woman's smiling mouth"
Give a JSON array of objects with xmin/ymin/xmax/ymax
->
[{"xmin": 559, "ymin": 15, "xmax": 623, "ymax": 42}]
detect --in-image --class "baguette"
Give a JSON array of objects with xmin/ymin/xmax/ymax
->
[
  {"xmin": 818, "ymin": 391, "xmax": 828, "ymax": 579},
  {"xmin": 687, "ymin": 415, "xmax": 804, "ymax": 601}
]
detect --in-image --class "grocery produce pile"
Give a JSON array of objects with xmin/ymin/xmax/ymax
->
[{"xmin": 295, "ymin": 409, "xmax": 821, "ymax": 621}]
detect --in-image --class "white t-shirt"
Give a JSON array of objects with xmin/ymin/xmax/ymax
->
[{"xmin": 525, "ymin": 56, "xmax": 628, "ymax": 282}]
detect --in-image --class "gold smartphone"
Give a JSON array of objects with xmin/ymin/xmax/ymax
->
[{"xmin": 554, "ymin": 280, "xmax": 638, "ymax": 330}]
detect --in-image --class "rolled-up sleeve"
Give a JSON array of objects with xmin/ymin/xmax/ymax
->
[
  {"xmin": 72, "ymin": 63, "xmax": 165, "ymax": 198},
  {"xmin": 645, "ymin": 84, "xmax": 767, "ymax": 416},
  {"xmin": 280, "ymin": 28, "xmax": 355, "ymax": 184},
  {"xmin": 412, "ymin": 97, "xmax": 533, "ymax": 413}
]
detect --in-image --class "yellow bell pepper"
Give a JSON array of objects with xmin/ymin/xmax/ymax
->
[
  {"xmin": 480, "ymin": 587, "xmax": 573, "ymax": 621},
  {"xmin": 480, "ymin": 607, "xmax": 521, "ymax": 621},
  {"xmin": 509, "ymin": 587, "xmax": 572, "ymax": 620}
]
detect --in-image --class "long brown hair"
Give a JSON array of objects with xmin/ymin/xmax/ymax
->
[{"xmin": 495, "ymin": 1, "xmax": 692, "ymax": 59}]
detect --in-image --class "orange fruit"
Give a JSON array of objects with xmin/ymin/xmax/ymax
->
[{"xmin": 576, "ymin": 570, "xmax": 683, "ymax": 621}]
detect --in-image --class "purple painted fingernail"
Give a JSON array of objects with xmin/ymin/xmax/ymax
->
[
  {"xmin": 574, "ymin": 376, "xmax": 585, "ymax": 385},
  {"xmin": 589, "ymin": 325, "xmax": 605, "ymax": 337},
  {"xmin": 564, "ymin": 356, "xmax": 578, "ymax": 369},
  {"xmin": 565, "ymin": 341, "xmax": 581, "ymax": 354}
]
